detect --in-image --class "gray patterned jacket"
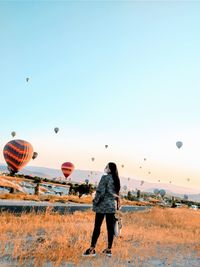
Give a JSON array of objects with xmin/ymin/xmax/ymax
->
[{"xmin": 92, "ymin": 174, "xmax": 117, "ymax": 213}]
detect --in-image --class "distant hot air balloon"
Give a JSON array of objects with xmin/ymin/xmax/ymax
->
[
  {"xmin": 176, "ymin": 141, "xmax": 183, "ymax": 149},
  {"xmin": 123, "ymin": 185, "xmax": 127, "ymax": 191},
  {"xmin": 154, "ymin": 189, "xmax": 159, "ymax": 195},
  {"xmin": 128, "ymin": 177, "xmax": 130, "ymax": 181},
  {"xmin": 3, "ymin": 139, "xmax": 34, "ymax": 174},
  {"xmin": 148, "ymin": 171, "xmax": 151, "ymax": 175},
  {"xmin": 105, "ymin": 145, "xmax": 108, "ymax": 149},
  {"xmin": 26, "ymin": 77, "xmax": 29, "ymax": 82},
  {"xmin": 91, "ymin": 157, "xmax": 95, "ymax": 162},
  {"xmin": 121, "ymin": 164, "xmax": 124, "ymax": 168},
  {"xmin": 169, "ymin": 181, "xmax": 172, "ymax": 184},
  {"xmin": 54, "ymin": 127, "xmax": 59, "ymax": 134},
  {"xmin": 140, "ymin": 180, "xmax": 144, "ymax": 186},
  {"xmin": 187, "ymin": 178, "xmax": 190, "ymax": 182},
  {"xmin": 144, "ymin": 158, "xmax": 147, "ymax": 161},
  {"xmin": 11, "ymin": 131, "xmax": 16, "ymax": 138},
  {"xmin": 32, "ymin": 152, "xmax": 38, "ymax": 160},
  {"xmin": 61, "ymin": 162, "xmax": 74, "ymax": 179},
  {"xmin": 158, "ymin": 179, "xmax": 160, "ymax": 182},
  {"xmin": 139, "ymin": 166, "xmax": 142, "ymax": 169},
  {"xmin": 159, "ymin": 189, "xmax": 166, "ymax": 197}
]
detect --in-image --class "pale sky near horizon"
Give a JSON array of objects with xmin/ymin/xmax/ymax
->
[{"xmin": 0, "ymin": 1, "xmax": 200, "ymax": 190}]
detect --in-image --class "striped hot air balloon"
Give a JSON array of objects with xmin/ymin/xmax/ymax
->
[
  {"xmin": 3, "ymin": 139, "xmax": 34, "ymax": 174},
  {"xmin": 61, "ymin": 162, "xmax": 75, "ymax": 179}
]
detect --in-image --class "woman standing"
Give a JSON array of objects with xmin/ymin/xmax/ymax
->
[{"xmin": 83, "ymin": 162, "xmax": 121, "ymax": 257}]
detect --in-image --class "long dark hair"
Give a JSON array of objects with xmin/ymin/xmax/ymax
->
[{"xmin": 108, "ymin": 162, "xmax": 120, "ymax": 195}]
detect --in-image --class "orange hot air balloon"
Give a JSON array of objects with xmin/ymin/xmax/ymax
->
[
  {"xmin": 3, "ymin": 139, "xmax": 34, "ymax": 174},
  {"xmin": 61, "ymin": 162, "xmax": 75, "ymax": 179}
]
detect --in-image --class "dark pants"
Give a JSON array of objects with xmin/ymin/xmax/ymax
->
[{"xmin": 91, "ymin": 213, "xmax": 115, "ymax": 249}]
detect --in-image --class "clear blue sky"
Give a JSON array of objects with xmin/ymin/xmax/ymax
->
[{"xmin": 0, "ymin": 1, "xmax": 200, "ymax": 189}]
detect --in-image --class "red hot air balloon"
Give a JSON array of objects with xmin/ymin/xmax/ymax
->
[
  {"xmin": 61, "ymin": 162, "xmax": 75, "ymax": 179},
  {"xmin": 3, "ymin": 139, "xmax": 34, "ymax": 174}
]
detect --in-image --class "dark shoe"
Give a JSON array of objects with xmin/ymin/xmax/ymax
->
[
  {"xmin": 102, "ymin": 248, "xmax": 112, "ymax": 257},
  {"xmin": 82, "ymin": 248, "xmax": 96, "ymax": 257}
]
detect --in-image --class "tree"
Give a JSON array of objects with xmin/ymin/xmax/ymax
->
[
  {"xmin": 35, "ymin": 183, "xmax": 40, "ymax": 195},
  {"xmin": 137, "ymin": 189, "xmax": 141, "ymax": 199}
]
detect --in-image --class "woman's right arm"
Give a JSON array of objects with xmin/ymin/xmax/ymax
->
[{"xmin": 93, "ymin": 175, "xmax": 107, "ymax": 205}]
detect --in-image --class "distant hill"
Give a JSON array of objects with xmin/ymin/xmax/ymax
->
[{"xmin": 0, "ymin": 164, "xmax": 199, "ymax": 201}]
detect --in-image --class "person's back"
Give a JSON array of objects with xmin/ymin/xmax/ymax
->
[{"xmin": 93, "ymin": 174, "xmax": 116, "ymax": 214}]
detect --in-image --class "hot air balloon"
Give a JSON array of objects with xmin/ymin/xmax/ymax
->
[
  {"xmin": 140, "ymin": 180, "xmax": 144, "ymax": 186},
  {"xmin": 54, "ymin": 127, "xmax": 59, "ymax": 134},
  {"xmin": 61, "ymin": 162, "xmax": 74, "ymax": 179},
  {"xmin": 11, "ymin": 131, "xmax": 16, "ymax": 138},
  {"xmin": 187, "ymin": 178, "xmax": 190, "ymax": 182},
  {"xmin": 128, "ymin": 177, "xmax": 130, "ymax": 181},
  {"xmin": 123, "ymin": 185, "xmax": 127, "ymax": 191},
  {"xmin": 169, "ymin": 181, "xmax": 172, "ymax": 184},
  {"xmin": 158, "ymin": 179, "xmax": 160, "ymax": 182},
  {"xmin": 148, "ymin": 171, "xmax": 151, "ymax": 175},
  {"xmin": 105, "ymin": 145, "xmax": 108, "ymax": 149},
  {"xmin": 144, "ymin": 158, "xmax": 147, "ymax": 161},
  {"xmin": 32, "ymin": 152, "xmax": 38, "ymax": 160},
  {"xmin": 139, "ymin": 166, "xmax": 142, "ymax": 169},
  {"xmin": 26, "ymin": 77, "xmax": 29, "ymax": 82},
  {"xmin": 3, "ymin": 139, "xmax": 34, "ymax": 174},
  {"xmin": 176, "ymin": 141, "xmax": 183, "ymax": 149},
  {"xmin": 91, "ymin": 157, "xmax": 95, "ymax": 162},
  {"xmin": 159, "ymin": 189, "xmax": 166, "ymax": 197},
  {"xmin": 154, "ymin": 189, "xmax": 159, "ymax": 195},
  {"xmin": 121, "ymin": 164, "xmax": 124, "ymax": 168}
]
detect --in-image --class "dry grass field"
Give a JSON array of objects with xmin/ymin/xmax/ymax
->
[
  {"xmin": 0, "ymin": 207, "xmax": 199, "ymax": 266},
  {"xmin": 0, "ymin": 193, "xmax": 152, "ymax": 206}
]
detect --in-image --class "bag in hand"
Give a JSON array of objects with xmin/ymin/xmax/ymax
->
[{"xmin": 114, "ymin": 215, "xmax": 122, "ymax": 237}]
